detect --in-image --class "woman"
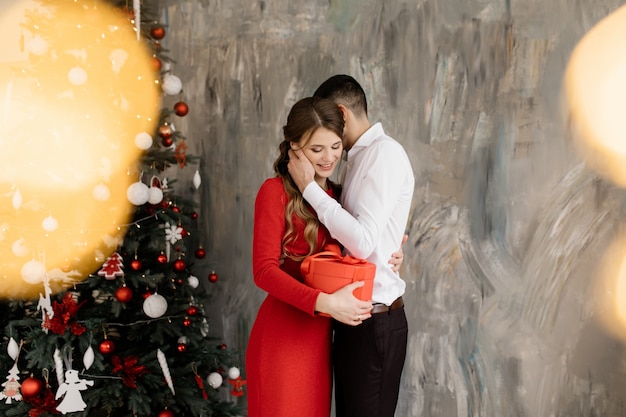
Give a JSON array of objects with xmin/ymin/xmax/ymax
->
[{"xmin": 246, "ymin": 97, "xmax": 374, "ymax": 417}]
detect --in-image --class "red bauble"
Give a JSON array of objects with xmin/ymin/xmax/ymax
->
[
  {"xmin": 183, "ymin": 317, "xmax": 192, "ymax": 327},
  {"xmin": 187, "ymin": 306, "xmax": 198, "ymax": 316},
  {"xmin": 195, "ymin": 247, "xmax": 206, "ymax": 259},
  {"xmin": 152, "ymin": 56, "xmax": 162, "ymax": 72},
  {"xmin": 99, "ymin": 340, "xmax": 115, "ymax": 355},
  {"xmin": 191, "ymin": 211, "xmax": 198, "ymax": 220},
  {"xmin": 158, "ymin": 410, "xmax": 174, "ymax": 417},
  {"xmin": 158, "ymin": 124, "xmax": 173, "ymax": 139},
  {"xmin": 115, "ymin": 286, "xmax": 133, "ymax": 303},
  {"xmin": 173, "ymin": 101, "xmax": 189, "ymax": 117},
  {"xmin": 142, "ymin": 290, "xmax": 153, "ymax": 300},
  {"xmin": 20, "ymin": 376, "xmax": 43, "ymax": 397},
  {"xmin": 157, "ymin": 253, "xmax": 168, "ymax": 264},
  {"xmin": 208, "ymin": 271, "xmax": 218, "ymax": 283},
  {"xmin": 177, "ymin": 343, "xmax": 187, "ymax": 353},
  {"xmin": 150, "ymin": 26, "xmax": 166, "ymax": 40},
  {"xmin": 218, "ymin": 343, "xmax": 227, "ymax": 350},
  {"xmin": 173, "ymin": 258, "xmax": 186, "ymax": 272},
  {"xmin": 171, "ymin": 205, "xmax": 181, "ymax": 213},
  {"xmin": 162, "ymin": 136, "xmax": 174, "ymax": 147},
  {"xmin": 130, "ymin": 258, "xmax": 143, "ymax": 271}
]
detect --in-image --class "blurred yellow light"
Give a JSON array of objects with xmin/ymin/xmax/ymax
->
[
  {"xmin": 564, "ymin": 5, "xmax": 626, "ymax": 187},
  {"xmin": 0, "ymin": 0, "xmax": 160, "ymax": 298}
]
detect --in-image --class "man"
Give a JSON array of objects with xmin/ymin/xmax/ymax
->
[{"xmin": 288, "ymin": 74, "xmax": 414, "ymax": 417}]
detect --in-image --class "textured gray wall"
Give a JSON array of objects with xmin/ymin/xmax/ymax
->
[{"xmin": 161, "ymin": 0, "xmax": 626, "ymax": 415}]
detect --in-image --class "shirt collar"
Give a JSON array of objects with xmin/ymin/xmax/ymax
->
[{"xmin": 348, "ymin": 122, "xmax": 384, "ymax": 155}]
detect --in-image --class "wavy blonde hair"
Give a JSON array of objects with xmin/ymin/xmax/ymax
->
[{"xmin": 273, "ymin": 97, "xmax": 344, "ymax": 261}]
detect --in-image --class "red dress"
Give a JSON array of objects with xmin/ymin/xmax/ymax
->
[{"xmin": 246, "ymin": 177, "xmax": 337, "ymax": 417}]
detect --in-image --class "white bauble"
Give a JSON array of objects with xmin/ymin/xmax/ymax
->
[
  {"xmin": 162, "ymin": 74, "xmax": 182, "ymax": 95},
  {"xmin": 12, "ymin": 239, "xmax": 29, "ymax": 257},
  {"xmin": 28, "ymin": 35, "xmax": 48, "ymax": 56},
  {"xmin": 134, "ymin": 132, "xmax": 153, "ymax": 150},
  {"xmin": 127, "ymin": 182, "xmax": 149, "ymax": 205},
  {"xmin": 227, "ymin": 367, "xmax": 240, "ymax": 380},
  {"xmin": 68, "ymin": 66, "xmax": 88, "ymax": 85},
  {"xmin": 193, "ymin": 170, "xmax": 202, "ymax": 189},
  {"xmin": 147, "ymin": 186, "xmax": 163, "ymax": 205},
  {"xmin": 143, "ymin": 293, "xmax": 168, "ymax": 318},
  {"xmin": 187, "ymin": 275, "xmax": 199, "ymax": 288},
  {"xmin": 21, "ymin": 260, "xmax": 46, "ymax": 284},
  {"xmin": 83, "ymin": 346, "xmax": 95, "ymax": 370},
  {"xmin": 42, "ymin": 215, "xmax": 58, "ymax": 232},
  {"xmin": 207, "ymin": 372, "xmax": 223, "ymax": 389},
  {"xmin": 177, "ymin": 336, "xmax": 189, "ymax": 345},
  {"xmin": 7, "ymin": 337, "xmax": 19, "ymax": 360},
  {"xmin": 93, "ymin": 183, "xmax": 111, "ymax": 201}
]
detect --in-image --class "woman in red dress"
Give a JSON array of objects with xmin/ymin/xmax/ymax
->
[{"xmin": 246, "ymin": 97, "xmax": 374, "ymax": 417}]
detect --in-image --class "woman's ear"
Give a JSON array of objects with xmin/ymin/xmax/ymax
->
[{"xmin": 289, "ymin": 142, "xmax": 299, "ymax": 151}]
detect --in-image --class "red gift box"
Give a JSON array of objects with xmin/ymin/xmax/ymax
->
[{"xmin": 301, "ymin": 246, "xmax": 376, "ymax": 306}]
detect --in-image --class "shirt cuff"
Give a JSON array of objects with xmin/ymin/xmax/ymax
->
[{"xmin": 302, "ymin": 181, "xmax": 329, "ymax": 208}]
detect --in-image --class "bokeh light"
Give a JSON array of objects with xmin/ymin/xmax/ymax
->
[
  {"xmin": 0, "ymin": 0, "xmax": 160, "ymax": 298},
  {"xmin": 564, "ymin": 5, "xmax": 626, "ymax": 187}
]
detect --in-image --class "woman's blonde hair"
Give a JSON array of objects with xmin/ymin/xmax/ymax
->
[{"xmin": 273, "ymin": 97, "xmax": 344, "ymax": 260}]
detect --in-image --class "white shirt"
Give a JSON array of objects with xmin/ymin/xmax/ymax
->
[{"xmin": 303, "ymin": 123, "xmax": 415, "ymax": 305}]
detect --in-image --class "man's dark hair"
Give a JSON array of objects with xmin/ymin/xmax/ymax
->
[{"xmin": 313, "ymin": 74, "xmax": 368, "ymax": 118}]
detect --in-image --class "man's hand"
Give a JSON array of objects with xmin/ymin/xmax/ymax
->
[
  {"xmin": 287, "ymin": 149, "xmax": 316, "ymax": 193},
  {"xmin": 389, "ymin": 234, "xmax": 409, "ymax": 273}
]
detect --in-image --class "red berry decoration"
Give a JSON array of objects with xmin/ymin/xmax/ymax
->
[
  {"xmin": 177, "ymin": 343, "xmax": 187, "ymax": 353},
  {"xmin": 173, "ymin": 258, "xmax": 186, "ymax": 272},
  {"xmin": 150, "ymin": 26, "xmax": 166, "ymax": 40},
  {"xmin": 115, "ymin": 286, "xmax": 133, "ymax": 303},
  {"xmin": 171, "ymin": 205, "xmax": 180, "ymax": 213},
  {"xmin": 174, "ymin": 101, "xmax": 189, "ymax": 116},
  {"xmin": 157, "ymin": 252, "xmax": 168, "ymax": 264},
  {"xmin": 183, "ymin": 317, "xmax": 192, "ymax": 327},
  {"xmin": 158, "ymin": 410, "xmax": 174, "ymax": 417},
  {"xmin": 191, "ymin": 211, "xmax": 198, "ymax": 219},
  {"xmin": 195, "ymin": 247, "xmax": 206, "ymax": 259},
  {"xmin": 130, "ymin": 258, "xmax": 143, "ymax": 271},
  {"xmin": 152, "ymin": 56, "xmax": 162, "ymax": 72},
  {"xmin": 99, "ymin": 340, "xmax": 115, "ymax": 355},
  {"xmin": 208, "ymin": 271, "xmax": 218, "ymax": 283},
  {"xmin": 187, "ymin": 306, "xmax": 198, "ymax": 316},
  {"xmin": 20, "ymin": 376, "xmax": 43, "ymax": 397}
]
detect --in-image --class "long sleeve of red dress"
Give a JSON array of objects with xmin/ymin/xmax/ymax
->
[{"xmin": 252, "ymin": 178, "xmax": 322, "ymax": 316}]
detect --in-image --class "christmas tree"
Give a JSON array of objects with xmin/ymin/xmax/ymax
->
[{"xmin": 0, "ymin": 1, "xmax": 245, "ymax": 416}]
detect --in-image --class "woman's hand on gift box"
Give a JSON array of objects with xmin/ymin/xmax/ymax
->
[{"xmin": 315, "ymin": 281, "xmax": 373, "ymax": 325}]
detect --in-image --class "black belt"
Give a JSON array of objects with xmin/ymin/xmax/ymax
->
[{"xmin": 371, "ymin": 296, "xmax": 404, "ymax": 315}]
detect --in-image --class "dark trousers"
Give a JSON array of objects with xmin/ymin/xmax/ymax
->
[{"xmin": 332, "ymin": 305, "xmax": 408, "ymax": 417}]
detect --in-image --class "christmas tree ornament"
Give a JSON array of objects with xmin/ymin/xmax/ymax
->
[
  {"xmin": 158, "ymin": 123, "xmax": 173, "ymax": 139},
  {"xmin": 7, "ymin": 337, "xmax": 20, "ymax": 360},
  {"xmin": 0, "ymin": 363, "xmax": 22, "ymax": 403},
  {"xmin": 162, "ymin": 136, "xmax": 174, "ymax": 148},
  {"xmin": 83, "ymin": 346, "xmax": 95, "ymax": 370},
  {"xmin": 171, "ymin": 204, "xmax": 181, "ymax": 213},
  {"xmin": 177, "ymin": 343, "xmax": 187, "ymax": 353},
  {"xmin": 97, "ymin": 252, "xmax": 124, "ymax": 280},
  {"xmin": 173, "ymin": 101, "xmax": 188, "ymax": 117},
  {"xmin": 174, "ymin": 140, "xmax": 188, "ymax": 168},
  {"xmin": 42, "ymin": 215, "xmax": 59, "ymax": 232},
  {"xmin": 21, "ymin": 259, "xmax": 46, "ymax": 284},
  {"xmin": 156, "ymin": 349, "xmax": 175, "ymax": 395},
  {"xmin": 192, "ymin": 169, "xmax": 202, "ymax": 189},
  {"xmin": 157, "ymin": 252, "xmax": 168, "ymax": 264},
  {"xmin": 27, "ymin": 35, "xmax": 48, "ymax": 56},
  {"xmin": 134, "ymin": 132, "xmax": 153, "ymax": 150},
  {"xmin": 67, "ymin": 66, "xmax": 88, "ymax": 86},
  {"xmin": 143, "ymin": 293, "xmax": 168, "ymax": 318},
  {"xmin": 173, "ymin": 258, "xmax": 186, "ymax": 272},
  {"xmin": 130, "ymin": 257, "xmax": 143, "ymax": 271},
  {"xmin": 150, "ymin": 26, "xmax": 166, "ymax": 40},
  {"xmin": 194, "ymin": 247, "xmax": 206, "ymax": 259},
  {"xmin": 192, "ymin": 364, "xmax": 209, "ymax": 399},
  {"xmin": 37, "ymin": 274, "xmax": 54, "ymax": 331},
  {"xmin": 187, "ymin": 275, "xmax": 199, "ymax": 288},
  {"xmin": 158, "ymin": 409, "xmax": 175, "ymax": 417},
  {"xmin": 186, "ymin": 305, "xmax": 198, "ymax": 316},
  {"xmin": 43, "ymin": 293, "xmax": 86, "ymax": 335},
  {"xmin": 183, "ymin": 317, "xmax": 192, "ymax": 327},
  {"xmin": 201, "ymin": 318, "xmax": 210, "ymax": 337},
  {"xmin": 92, "ymin": 183, "xmax": 111, "ymax": 201},
  {"xmin": 207, "ymin": 372, "xmax": 223, "ymax": 389},
  {"xmin": 115, "ymin": 285, "xmax": 133, "ymax": 303},
  {"xmin": 127, "ymin": 181, "xmax": 150, "ymax": 205},
  {"xmin": 20, "ymin": 375, "xmax": 43, "ymax": 398},
  {"xmin": 53, "ymin": 348, "xmax": 65, "ymax": 387},
  {"xmin": 228, "ymin": 376, "xmax": 247, "ymax": 397},
  {"xmin": 99, "ymin": 339, "xmax": 115, "ymax": 355},
  {"xmin": 111, "ymin": 355, "xmax": 148, "ymax": 388},
  {"xmin": 148, "ymin": 176, "xmax": 164, "ymax": 205},
  {"xmin": 162, "ymin": 74, "xmax": 182, "ymax": 95},
  {"xmin": 152, "ymin": 56, "xmax": 163, "ymax": 71},
  {"xmin": 191, "ymin": 211, "xmax": 198, "ymax": 219},
  {"xmin": 165, "ymin": 223, "xmax": 183, "ymax": 261},
  {"xmin": 208, "ymin": 271, "xmax": 218, "ymax": 283},
  {"xmin": 55, "ymin": 369, "xmax": 94, "ymax": 414},
  {"xmin": 227, "ymin": 367, "xmax": 240, "ymax": 380},
  {"xmin": 11, "ymin": 238, "xmax": 29, "ymax": 257}
]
